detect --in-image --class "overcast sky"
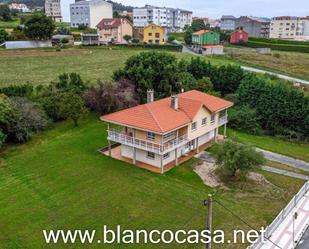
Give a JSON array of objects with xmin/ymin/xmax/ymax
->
[{"xmin": 116, "ymin": 0, "xmax": 309, "ymax": 18}]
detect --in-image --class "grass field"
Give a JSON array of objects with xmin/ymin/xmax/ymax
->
[
  {"xmin": 0, "ymin": 47, "xmax": 232, "ymax": 87},
  {"xmin": 0, "ymin": 19, "xmax": 20, "ymax": 29},
  {"xmin": 0, "ymin": 113, "xmax": 305, "ymax": 249},
  {"xmin": 225, "ymin": 128, "xmax": 309, "ymax": 162},
  {"xmin": 225, "ymin": 48, "xmax": 309, "ymax": 81}
]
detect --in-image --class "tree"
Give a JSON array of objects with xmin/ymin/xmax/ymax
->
[
  {"xmin": 24, "ymin": 14, "xmax": 55, "ymax": 40},
  {"xmin": 0, "ymin": 94, "xmax": 12, "ymax": 125},
  {"xmin": 0, "ymin": 129, "xmax": 5, "ymax": 148},
  {"xmin": 184, "ymin": 26, "xmax": 193, "ymax": 45},
  {"xmin": 11, "ymin": 26, "xmax": 26, "ymax": 40},
  {"xmin": 196, "ymin": 77, "xmax": 214, "ymax": 93},
  {"xmin": 5, "ymin": 97, "xmax": 49, "ymax": 143},
  {"xmin": 84, "ymin": 79, "xmax": 139, "ymax": 114},
  {"xmin": 228, "ymin": 105, "xmax": 262, "ymax": 134},
  {"xmin": 57, "ymin": 27, "xmax": 71, "ymax": 35},
  {"xmin": 0, "ymin": 29, "xmax": 9, "ymax": 44},
  {"xmin": 52, "ymin": 73, "xmax": 87, "ymax": 94},
  {"xmin": 211, "ymin": 140, "xmax": 265, "ymax": 177},
  {"xmin": 191, "ymin": 19, "xmax": 206, "ymax": 32},
  {"xmin": 59, "ymin": 92, "xmax": 88, "ymax": 126},
  {"xmin": 113, "ymin": 52, "xmax": 181, "ymax": 101},
  {"xmin": 0, "ymin": 4, "xmax": 12, "ymax": 21},
  {"xmin": 123, "ymin": 34, "xmax": 132, "ymax": 43}
]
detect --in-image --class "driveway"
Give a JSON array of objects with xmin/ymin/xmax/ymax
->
[{"xmin": 261, "ymin": 166, "xmax": 309, "ymax": 181}]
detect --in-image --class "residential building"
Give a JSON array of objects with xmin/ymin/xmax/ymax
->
[
  {"xmin": 270, "ymin": 16, "xmax": 309, "ymax": 41},
  {"xmin": 192, "ymin": 30, "xmax": 220, "ymax": 45},
  {"xmin": 70, "ymin": 0, "xmax": 113, "ymax": 28},
  {"xmin": 220, "ymin": 15, "xmax": 236, "ymax": 30},
  {"xmin": 235, "ymin": 16, "xmax": 270, "ymax": 38},
  {"xmin": 192, "ymin": 17, "xmax": 209, "ymax": 26},
  {"xmin": 101, "ymin": 90, "xmax": 233, "ymax": 173},
  {"xmin": 9, "ymin": 3, "xmax": 30, "ymax": 13},
  {"xmin": 230, "ymin": 29, "xmax": 249, "ymax": 44},
  {"xmin": 96, "ymin": 18, "xmax": 133, "ymax": 44},
  {"xmin": 143, "ymin": 23, "xmax": 165, "ymax": 44},
  {"xmin": 133, "ymin": 5, "xmax": 192, "ymax": 32},
  {"xmin": 45, "ymin": 0, "xmax": 75, "ymax": 23},
  {"xmin": 208, "ymin": 18, "xmax": 220, "ymax": 28}
]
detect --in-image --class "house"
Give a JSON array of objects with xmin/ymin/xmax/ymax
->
[
  {"xmin": 133, "ymin": 5, "xmax": 192, "ymax": 32},
  {"xmin": 191, "ymin": 30, "xmax": 223, "ymax": 55},
  {"xmin": 143, "ymin": 23, "xmax": 165, "ymax": 44},
  {"xmin": 81, "ymin": 33, "xmax": 100, "ymax": 46},
  {"xmin": 70, "ymin": 0, "xmax": 113, "ymax": 28},
  {"xmin": 230, "ymin": 29, "xmax": 249, "ymax": 44},
  {"xmin": 235, "ymin": 16, "xmax": 270, "ymax": 38},
  {"xmin": 45, "ymin": 0, "xmax": 75, "ymax": 23},
  {"xmin": 192, "ymin": 30, "xmax": 220, "ymax": 46},
  {"xmin": 96, "ymin": 18, "xmax": 133, "ymax": 44},
  {"xmin": 101, "ymin": 90, "xmax": 233, "ymax": 174},
  {"xmin": 9, "ymin": 3, "xmax": 30, "ymax": 13},
  {"xmin": 220, "ymin": 15, "xmax": 236, "ymax": 30}
]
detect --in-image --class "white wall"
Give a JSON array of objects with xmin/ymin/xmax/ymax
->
[
  {"xmin": 61, "ymin": 0, "xmax": 75, "ymax": 23},
  {"xmin": 90, "ymin": 1, "xmax": 113, "ymax": 28}
]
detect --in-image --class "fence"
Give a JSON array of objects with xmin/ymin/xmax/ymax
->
[{"xmin": 247, "ymin": 180, "xmax": 309, "ymax": 249}]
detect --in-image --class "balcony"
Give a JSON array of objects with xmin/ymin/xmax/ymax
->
[
  {"xmin": 107, "ymin": 130, "xmax": 188, "ymax": 154},
  {"xmin": 219, "ymin": 115, "xmax": 228, "ymax": 125}
]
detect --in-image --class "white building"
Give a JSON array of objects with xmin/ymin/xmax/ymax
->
[
  {"xmin": 133, "ymin": 5, "xmax": 192, "ymax": 32},
  {"xmin": 270, "ymin": 16, "xmax": 309, "ymax": 41},
  {"xmin": 9, "ymin": 3, "xmax": 30, "ymax": 13},
  {"xmin": 45, "ymin": 0, "xmax": 75, "ymax": 23},
  {"xmin": 220, "ymin": 15, "xmax": 236, "ymax": 30},
  {"xmin": 70, "ymin": 0, "xmax": 113, "ymax": 28}
]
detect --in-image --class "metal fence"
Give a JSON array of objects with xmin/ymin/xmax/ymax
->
[{"xmin": 247, "ymin": 180, "xmax": 309, "ymax": 249}]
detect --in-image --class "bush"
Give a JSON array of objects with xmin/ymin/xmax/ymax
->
[
  {"xmin": 0, "ymin": 83, "xmax": 34, "ymax": 97},
  {"xmin": 228, "ymin": 105, "xmax": 262, "ymax": 134},
  {"xmin": 0, "ymin": 29, "xmax": 9, "ymax": 43},
  {"xmin": 168, "ymin": 35, "xmax": 176, "ymax": 43},
  {"xmin": 60, "ymin": 38, "xmax": 69, "ymax": 44},
  {"xmin": 51, "ymin": 73, "xmax": 87, "ymax": 94},
  {"xmin": 0, "ymin": 94, "xmax": 12, "ymax": 125},
  {"xmin": 0, "ymin": 129, "xmax": 5, "ymax": 148},
  {"xmin": 84, "ymin": 79, "xmax": 139, "ymax": 114},
  {"xmin": 5, "ymin": 97, "xmax": 49, "ymax": 143}
]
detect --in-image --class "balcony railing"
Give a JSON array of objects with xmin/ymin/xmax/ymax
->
[
  {"xmin": 219, "ymin": 115, "xmax": 228, "ymax": 125},
  {"xmin": 107, "ymin": 130, "xmax": 188, "ymax": 154}
]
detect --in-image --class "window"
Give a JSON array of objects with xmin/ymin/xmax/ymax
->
[
  {"xmin": 147, "ymin": 132, "xmax": 155, "ymax": 140},
  {"xmin": 191, "ymin": 122, "xmax": 197, "ymax": 131},
  {"xmin": 147, "ymin": 151, "xmax": 155, "ymax": 160},
  {"xmin": 155, "ymin": 32, "xmax": 160, "ymax": 38},
  {"xmin": 148, "ymin": 32, "xmax": 152, "ymax": 36},
  {"xmin": 163, "ymin": 153, "xmax": 170, "ymax": 160},
  {"xmin": 202, "ymin": 117, "xmax": 207, "ymax": 126},
  {"xmin": 163, "ymin": 131, "xmax": 175, "ymax": 140},
  {"xmin": 210, "ymin": 114, "xmax": 215, "ymax": 124}
]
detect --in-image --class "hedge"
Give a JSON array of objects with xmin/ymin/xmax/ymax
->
[
  {"xmin": 116, "ymin": 43, "xmax": 183, "ymax": 52},
  {"xmin": 249, "ymin": 37, "xmax": 309, "ymax": 46},
  {"xmin": 244, "ymin": 41, "xmax": 309, "ymax": 53}
]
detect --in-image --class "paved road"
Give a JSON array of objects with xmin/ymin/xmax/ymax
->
[
  {"xmin": 241, "ymin": 66, "xmax": 309, "ymax": 85},
  {"xmin": 256, "ymin": 148, "xmax": 309, "ymax": 172},
  {"xmin": 261, "ymin": 166, "xmax": 309, "ymax": 181}
]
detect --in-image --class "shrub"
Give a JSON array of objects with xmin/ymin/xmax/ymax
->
[
  {"xmin": 0, "ymin": 83, "xmax": 34, "ymax": 97},
  {"xmin": 228, "ymin": 105, "xmax": 262, "ymax": 134},
  {"xmin": 0, "ymin": 29, "xmax": 9, "ymax": 43},
  {"xmin": 51, "ymin": 73, "xmax": 87, "ymax": 94},
  {"xmin": 5, "ymin": 97, "xmax": 49, "ymax": 143},
  {"xmin": 168, "ymin": 35, "xmax": 176, "ymax": 43},
  {"xmin": 210, "ymin": 140, "xmax": 265, "ymax": 178},
  {"xmin": 84, "ymin": 79, "xmax": 139, "ymax": 114},
  {"xmin": 60, "ymin": 38, "xmax": 69, "ymax": 44},
  {"xmin": 0, "ymin": 94, "xmax": 12, "ymax": 125},
  {"xmin": 0, "ymin": 129, "xmax": 5, "ymax": 148}
]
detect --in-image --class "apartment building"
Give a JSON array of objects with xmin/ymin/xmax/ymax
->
[
  {"xmin": 220, "ymin": 15, "xmax": 236, "ymax": 30},
  {"xmin": 96, "ymin": 18, "xmax": 133, "ymax": 44},
  {"xmin": 70, "ymin": 0, "xmax": 113, "ymax": 28},
  {"xmin": 270, "ymin": 16, "xmax": 309, "ymax": 40},
  {"xmin": 101, "ymin": 90, "xmax": 233, "ymax": 174},
  {"xmin": 133, "ymin": 5, "xmax": 192, "ymax": 32},
  {"xmin": 235, "ymin": 16, "xmax": 270, "ymax": 38},
  {"xmin": 45, "ymin": 0, "xmax": 75, "ymax": 23}
]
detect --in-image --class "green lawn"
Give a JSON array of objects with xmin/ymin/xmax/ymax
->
[
  {"xmin": 0, "ymin": 19, "xmax": 20, "ymax": 29},
  {"xmin": 0, "ymin": 113, "xmax": 305, "ymax": 249},
  {"xmin": 0, "ymin": 46, "xmax": 232, "ymax": 87},
  {"xmin": 226, "ymin": 128, "xmax": 309, "ymax": 162}
]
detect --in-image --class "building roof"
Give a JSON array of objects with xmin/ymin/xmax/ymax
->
[
  {"xmin": 144, "ymin": 22, "xmax": 165, "ymax": 30},
  {"xmin": 221, "ymin": 15, "xmax": 236, "ymax": 20},
  {"xmin": 101, "ymin": 90, "xmax": 233, "ymax": 133},
  {"xmin": 193, "ymin": 30, "xmax": 210, "ymax": 35},
  {"xmin": 96, "ymin": 18, "xmax": 127, "ymax": 29}
]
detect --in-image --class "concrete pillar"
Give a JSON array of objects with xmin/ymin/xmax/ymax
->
[
  {"xmin": 224, "ymin": 123, "xmax": 227, "ymax": 138},
  {"xmin": 160, "ymin": 133, "xmax": 164, "ymax": 174},
  {"xmin": 214, "ymin": 128, "xmax": 218, "ymax": 142},
  {"xmin": 196, "ymin": 137, "xmax": 199, "ymax": 153},
  {"xmin": 107, "ymin": 123, "xmax": 111, "ymax": 157},
  {"xmin": 133, "ymin": 128, "xmax": 136, "ymax": 165},
  {"xmin": 175, "ymin": 129, "xmax": 179, "ymax": 166}
]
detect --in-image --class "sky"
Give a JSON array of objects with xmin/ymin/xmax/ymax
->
[{"xmin": 116, "ymin": 0, "xmax": 309, "ymax": 19}]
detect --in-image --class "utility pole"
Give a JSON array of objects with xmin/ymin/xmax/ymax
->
[{"xmin": 204, "ymin": 194, "xmax": 213, "ymax": 249}]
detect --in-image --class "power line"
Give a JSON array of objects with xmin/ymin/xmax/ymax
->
[{"xmin": 214, "ymin": 199, "xmax": 283, "ymax": 249}]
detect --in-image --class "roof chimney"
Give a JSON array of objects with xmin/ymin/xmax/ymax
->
[
  {"xmin": 171, "ymin": 95, "xmax": 178, "ymax": 110},
  {"xmin": 147, "ymin": 89, "xmax": 154, "ymax": 103}
]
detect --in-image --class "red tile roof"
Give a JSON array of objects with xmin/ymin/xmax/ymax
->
[
  {"xmin": 193, "ymin": 30, "xmax": 210, "ymax": 35},
  {"xmin": 96, "ymin": 18, "xmax": 129, "ymax": 30},
  {"xmin": 101, "ymin": 90, "xmax": 233, "ymax": 133}
]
